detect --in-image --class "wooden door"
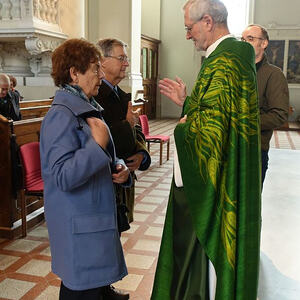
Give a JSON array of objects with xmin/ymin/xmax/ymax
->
[{"xmin": 141, "ymin": 35, "xmax": 160, "ymax": 119}]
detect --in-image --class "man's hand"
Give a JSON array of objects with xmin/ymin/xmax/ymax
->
[
  {"xmin": 126, "ymin": 153, "xmax": 144, "ymax": 172},
  {"xmin": 86, "ymin": 117, "xmax": 109, "ymax": 149},
  {"xmin": 179, "ymin": 114, "xmax": 187, "ymax": 124},
  {"xmin": 126, "ymin": 101, "xmax": 141, "ymax": 127},
  {"xmin": 112, "ymin": 164, "xmax": 130, "ymax": 183},
  {"xmin": 159, "ymin": 76, "xmax": 186, "ymax": 107}
]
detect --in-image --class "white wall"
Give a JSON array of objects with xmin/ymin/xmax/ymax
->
[
  {"xmin": 87, "ymin": 0, "xmax": 131, "ymax": 45},
  {"xmin": 141, "ymin": 0, "xmax": 161, "ymax": 40},
  {"xmin": 254, "ymin": 0, "xmax": 300, "ymax": 26},
  {"xmin": 159, "ymin": 0, "xmax": 203, "ymax": 118},
  {"xmin": 59, "ymin": 0, "xmax": 86, "ymax": 39}
]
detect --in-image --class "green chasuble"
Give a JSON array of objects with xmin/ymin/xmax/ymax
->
[{"xmin": 151, "ymin": 38, "xmax": 261, "ymax": 300}]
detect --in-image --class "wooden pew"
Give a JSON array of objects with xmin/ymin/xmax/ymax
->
[
  {"xmin": 19, "ymin": 98, "xmax": 53, "ymax": 108},
  {"xmin": 0, "ymin": 115, "xmax": 44, "ymax": 239},
  {"xmin": 20, "ymin": 105, "xmax": 51, "ymax": 119}
]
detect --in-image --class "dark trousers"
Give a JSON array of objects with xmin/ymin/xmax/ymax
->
[
  {"xmin": 261, "ymin": 150, "xmax": 269, "ymax": 185},
  {"xmin": 59, "ymin": 282, "xmax": 103, "ymax": 300}
]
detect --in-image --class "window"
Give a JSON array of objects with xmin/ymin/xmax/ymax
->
[{"xmin": 222, "ymin": 0, "xmax": 254, "ymax": 36}]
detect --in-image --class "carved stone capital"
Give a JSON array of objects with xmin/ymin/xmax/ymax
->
[
  {"xmin": 25, "ymin": 36, "xmax": 61, "ymax": 56},
  {"xmin": 25, "ymin": 36, "xmax": 45, "ymax": 55}
]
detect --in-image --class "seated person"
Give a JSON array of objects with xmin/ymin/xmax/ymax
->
[{"xmin": 0, "ymin": 73, "xmax": 21, "ymax": 120}]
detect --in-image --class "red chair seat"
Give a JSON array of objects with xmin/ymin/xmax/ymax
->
[{"xmin": 145, "ymin": 135, "xmax": 170, "ymax": 142}]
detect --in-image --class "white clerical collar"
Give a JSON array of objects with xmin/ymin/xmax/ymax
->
[{"xmin": 205, "ymin": 34, "xmax": 234, "ymax": 58}]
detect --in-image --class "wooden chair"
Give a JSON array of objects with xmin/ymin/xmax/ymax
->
[
  {"xmin": 19, "ymin": 142, "xmax": 44, "ymax": 237},
  {"xmin": 139, "ymin": 114, "xmax": 170, "ymax": 165}
]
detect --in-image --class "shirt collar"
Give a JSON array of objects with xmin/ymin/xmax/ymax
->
[
  {"xmin": 205, "ymin": 34, "xmax": 234, "ymax": 58},
  {"xmin": 103, "ymin": 79, "xmax": 115, "ymax": 90}
]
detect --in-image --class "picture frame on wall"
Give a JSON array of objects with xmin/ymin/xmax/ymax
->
[
  {"xmin": 265, "ymin": 40, "xmax": 285, "ymax": 71},
  {"xmin": 287, "ymin": 40, "xmax": 300, "ymax": 84}
]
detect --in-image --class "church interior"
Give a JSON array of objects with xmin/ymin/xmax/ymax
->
[{"xmin": 0, "ymin": 0, "xmax": 300, "ymax": 299}]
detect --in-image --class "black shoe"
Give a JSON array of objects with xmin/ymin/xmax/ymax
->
[{"xmin": 102, "ymin": 285, "xmax": 129, "ymax": 300}]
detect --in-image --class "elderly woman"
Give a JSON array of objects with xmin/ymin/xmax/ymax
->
[{"xmin": 40, "ymin": 39, "xmax": 130, "ymax": 300}]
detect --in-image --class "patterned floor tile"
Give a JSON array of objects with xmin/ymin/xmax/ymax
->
[
  {"xmin": 156, "ymin": 183, "xmax": 172, "ymax": 190},
  {"xmin": 141, "ymin": 196, "xmax": 165, "ymax": 204},
  {"xmin": 126, "ymin": 224, "xmax": 140, "ymax": 234},
  {"xmin": 153, "ymin": 216, "xmax": 165, "ymax": 225},
  {"xmin": 0, "ymin": 278, "xmax": 36, "ymax": 299},
  {"xmin": 133, "ymin": 213, "xmax": 150, "ymax": 222},
  {"xmin": 134, "ymin": 203, "xmax": 158, "ymax": 213},
  {"xmin": 144, "ymin": 226, "xmax": 164, "ymax": 237},
  {"xmin": 135, "ymin": 181, "xmax": 153, "ymax": 188},
  {"xmin": 35, "ymin": 286, "xmax": 60, "ymax": 300},
  {"xmin": 3, "ymin": 239, "xmax": 43, "ymax": 253},
  {"xmin": 133, "ymin": 239, "xmax": 161, "ymax": 252},
  {"xmin": 141, "ymin": 176, "xmax": 160, "ymax": 182},
  {"xmin": 125, "ymin": 254, "xmax": 155, "ymax": 269},
  {"xmin": 135, "ymin": 187, "xmax": 146, "ymax": 194},
  {"xmin": 0, "ymin": 254, "xmax": 20, "ymax": 270},
  {"xmin": 40, "ymin": 247, "xmax": 51, "ymax": 256},
  {"xmin": 28, "ymin": 226, "xmax": 49, "ymax": 238},
  {"xmin": 16, "ymin": 259, "xmax": 52, "ymax": 277},
  {"xmin": 148, "ymin": 189, "xmax": 170, "ymax": 197},
  {"xmin": 113, "ymin": 274, "xmax": 144, "ymax": 291}
]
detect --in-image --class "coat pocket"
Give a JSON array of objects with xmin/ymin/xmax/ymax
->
[
  {"xmin": 72, "ymin": 213, "xmax": 115, "ymax": 234},
  {"xmin": 72, "ymin": 214, "xmax": 120, "ymax": 273}
]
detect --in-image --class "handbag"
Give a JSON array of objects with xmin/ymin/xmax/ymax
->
[
  {"xmin": 116, "ymin": 187, "xmax": 130, "ymax": 233},
  {"xmin": 117, "ymin": 203, "xmax": 130, "ymax": 233}
]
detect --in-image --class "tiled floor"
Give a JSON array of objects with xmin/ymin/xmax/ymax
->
[{"xmin": 0, "ymin": 119, "xmax": 299, "ymax": 300}]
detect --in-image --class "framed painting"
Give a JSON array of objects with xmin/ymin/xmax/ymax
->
[
  {"xmin": 287, "ymin": 40, "xmax": 300, "ymax": 84},
  {"xmin": 265, "ymin": 40, "xmax": 285, "ymax": 71}
]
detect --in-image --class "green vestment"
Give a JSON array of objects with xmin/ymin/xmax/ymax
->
[{"xmin": 151, "ymin": 38, "xmax": 261, "ymax": 300}]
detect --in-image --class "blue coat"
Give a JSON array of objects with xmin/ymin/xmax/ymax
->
[{"xmin": 40, "ymin": 89, "xmax": 127, "ymax": 290}]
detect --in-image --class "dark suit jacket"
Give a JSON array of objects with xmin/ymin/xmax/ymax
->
[
  {"xmin": 94, "ymin": 81, "xmax": 151, "ymax": 223},
  {"xmin": 95, "ymin": 81, "xmax": 150, "ymax": 167}
]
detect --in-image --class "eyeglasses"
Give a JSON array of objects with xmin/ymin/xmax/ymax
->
[
  {"xmin": 241, "ymin": 35, "xmax": 264, "ymax": 42},
  {"xmin": 91, "ymin": 63, "xmax": 103, "ymax": 76},
  {"xmin": 105, "ymin": 55, "xmax": 130, "ymax": 63},
  {"xmin": 184, "ymin": 17, "xmax": 203, "ymax": 33}
]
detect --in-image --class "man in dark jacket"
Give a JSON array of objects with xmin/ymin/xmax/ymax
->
[
  {"xmin": 242, "ymin": 25, "xmax": 289, "ymax": 183},
  {"xmin": 95, "ymin": 39, "xmax": 151, "ymax": 225},
  {"xmin": 0, "ymin": 73, "xmax": 21, "ymax": 121},
  {"xmin": 94, "ymin": 39, "xmax": 151, "ymax": 300}
]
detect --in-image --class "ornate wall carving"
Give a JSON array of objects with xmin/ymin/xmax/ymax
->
[
  {"xmin": 0, "ymin": 0, "xmax": 58, "ymax": 23},
  {"xmin": 0, "ymin": 0, "xmax": 67, "ymax": 79}
]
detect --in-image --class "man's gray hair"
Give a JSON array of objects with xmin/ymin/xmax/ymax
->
[
  {"xmin": 184, "ymin": 0, "xmax": 228, "ymax": 24},
  {"xmin": 0, "ymin": 73, "xmax": 10, "ymax": 85},
  {"xmin": 96, "ymin": 38, "xmax": 127, "ymax": 57}
]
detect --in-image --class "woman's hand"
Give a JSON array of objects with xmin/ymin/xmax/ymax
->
[
  {"xmin": 112, "ymin": 164, "xmax": 130, "ymax": 183},
  {"xmin": 86, "ymin": 117, "xmax": 109, "ymax": 149}
]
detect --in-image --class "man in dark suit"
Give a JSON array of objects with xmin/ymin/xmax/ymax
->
[{"xmin": 94, "ymin": 38, "xmax": 151, "ymax": 300}]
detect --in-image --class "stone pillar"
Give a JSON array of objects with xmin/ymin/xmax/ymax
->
[{"xmin": 129, "ymin": 0, "xmax": 144, "ymax": 102}]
